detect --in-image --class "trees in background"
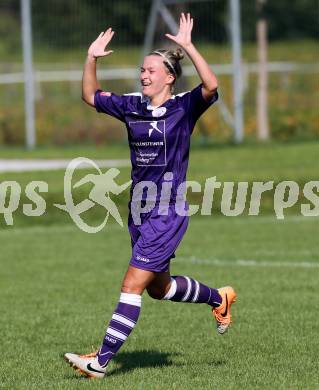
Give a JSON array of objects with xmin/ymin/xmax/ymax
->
[{"xmin": 1, "ymin": 0, "xmax": 318, "ymax": 49}]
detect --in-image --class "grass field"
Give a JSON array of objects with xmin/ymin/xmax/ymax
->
[
  {"xmin": 1, "ymin": 216, "xmax": 319, "ymax": 389},
  {"xmin": 2, "ymin": 40, "xmax": 318, "ymax": 64},
  {"xmin": 1, "ymin": 141, "xmax": 319, "ymax": 388},
  {"xmin": 0, "ymin": 140, "xmax": 318, "ymax": 228}
]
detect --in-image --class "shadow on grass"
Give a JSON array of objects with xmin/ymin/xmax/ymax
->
[
  {"xmin": 63, "ymin": 350, "xmax": 177, "ymax": 380},
  {"xmin": 63, "ymin": 350, "xmax": 227, "ymax": 380},
  {"xmin": 108, "ymin": 349, "xmax": 179, "ymax": 376}
]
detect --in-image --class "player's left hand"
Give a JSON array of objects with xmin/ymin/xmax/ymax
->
[{"xmin": 165, "ymin": 12, "xmax": 193, "ymax": 49}]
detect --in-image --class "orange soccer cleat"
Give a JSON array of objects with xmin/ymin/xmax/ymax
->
[{"xmin": 212, "ymin": 286, "xmax": 237, "ymax": 334}]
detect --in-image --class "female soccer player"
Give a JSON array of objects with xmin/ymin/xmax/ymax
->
[{"xmin": 65, "ymin": 13, "xmax": 236, "ymax": 378}]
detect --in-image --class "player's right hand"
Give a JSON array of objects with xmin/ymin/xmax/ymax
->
[{"xmin": 88, "ymin": 27, "xmax": 115, "ymax": 59}]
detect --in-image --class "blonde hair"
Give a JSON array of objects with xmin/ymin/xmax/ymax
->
[{"xmin": 149, "ymin": 48, "xmax": 184, "ymax": 82}]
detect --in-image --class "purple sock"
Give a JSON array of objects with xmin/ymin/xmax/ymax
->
[
  {"xmin": 163, "ymin": 275, "xmax": 222, "ymax": 307},
  {"xmin": 97, "ymin": 292, "xmax": 141, "ymax": 367}
]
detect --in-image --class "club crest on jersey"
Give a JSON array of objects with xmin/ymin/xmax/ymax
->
[
  {"xmin": 152, "ymin": 107, "xmax": 167, "ymax": 117},
  {"xmin": 100, "ymin": 91, "xmax": 111, "ymax": 97}
]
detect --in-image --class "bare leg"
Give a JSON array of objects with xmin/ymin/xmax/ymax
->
[
  {"xmin": 121, "ymin": 265, "xmax": 158, "ymax": 294},
  {"xmin": 146, "ymin": 271, "xmax": 172, "ymax": 299},
  {"xmin": 147, "ymin": 273, "xmax": 223, "ymax": 307}
]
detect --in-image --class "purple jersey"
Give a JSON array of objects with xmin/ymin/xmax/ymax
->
[{"xmin": 94, "ymin": 84, "xmax": 218, "ymax": 203}]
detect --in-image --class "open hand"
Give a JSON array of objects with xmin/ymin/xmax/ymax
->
[
  {"xmin": 165, "ymin": 12, "xmax": 193, "ymax": 49},
  {"xmin": 88, "ymin": 27, "xmax": 114, "ymax": 58}
]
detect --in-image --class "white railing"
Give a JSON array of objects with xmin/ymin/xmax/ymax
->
[{"xmin": 0, "ymin": 62, "xmax": 318, "ymax": 84}]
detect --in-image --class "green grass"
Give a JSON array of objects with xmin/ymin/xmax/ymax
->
[
  {"xmin": 0, "ymin": 143, "xmax": 130, "ymax": 160},
  {"xmin": 1, "ymin": 39, "xmax": 319, "ymax": 145},
  {"xmin": 0, "ymin": 141, "xmax": 317, "ymax": 228},
  {"xmin": 0, "ymin": 140, "xmax": 318, "ymax": 181},
  {"xmin": 0, "ymin": 216, "xmax": 318, "ymax": 389},
  {"xmin": 1, "ymin": 142, "xmax": 318, "ymax": 387},
  {"xmin": 2, "ymin": 40, "xmax": 319, "ymax": 64}
]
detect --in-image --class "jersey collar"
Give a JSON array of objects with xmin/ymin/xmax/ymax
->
[{"xmin": 143, "ymin": 94, "xmax": 176, "ymax": 111}]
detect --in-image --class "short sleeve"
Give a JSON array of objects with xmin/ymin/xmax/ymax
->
[
  {"xmin": 188, "ymin": 84, "xmax": 218, "ymax": 123},
  {"xmin": 94, "ymin": 90, "xmax": 126, "ymax": 122}
]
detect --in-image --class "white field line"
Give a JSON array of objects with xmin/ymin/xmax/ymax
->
[
  {"xmin": 0, "ymin": 223, "xmax": 123, "ymax": 235},
  {"xmin": 246, "ymin": 250, "xmax": 319, "ymax": 257},
  {"xmin": 191, "ymin": 215, "xmax": 319, "ymax": 224},
  {"xmin": 177, "ymin": 256, "xmax": 319, "ymax": 269},
  {"xmin": 1, "ymin": 223, "xmax": 318, "ymax": 268},
  {"xmin": 0, "ymin": 214, "xmax": 318, "ymax": 236},
  {"xmin": 0, "ymin": 159, "xmax": 130, "ymax": 173},
  {"xmin": 246, "ymin": 249, "xmax": 318, "ymax": 256},
  {"xmin": 1, "ymin": 62, "xmax": 319, "ymax": 84}
]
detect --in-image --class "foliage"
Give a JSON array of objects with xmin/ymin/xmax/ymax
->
[
  {"xmin": 0, "ymin": 0, "xmax": 318, "ymax": 49},
  {"xmin": 1, "ymin": 50, "xmax": 318, "ymax": 146}
]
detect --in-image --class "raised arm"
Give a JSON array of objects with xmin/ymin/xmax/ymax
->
[
  {"xmin": 166, "ymin": 13, "xmax": 218, "ymax": 101},
  {"xmin": 82, "ymin": 28, "xmax": 115, "ymax": 107}
]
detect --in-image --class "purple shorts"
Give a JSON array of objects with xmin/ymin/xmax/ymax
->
[{"xmin": 128, "ymin": 204, "xmax": 189, "ymax": 273}]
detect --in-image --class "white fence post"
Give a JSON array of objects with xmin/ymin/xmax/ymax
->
[
  {"xmin": 21, "ymin": 0, "xmax": 36, "ymax": 149},
  {"xmin": 230, "ymin": 0, "xmax": 244, "ymax": 143}
]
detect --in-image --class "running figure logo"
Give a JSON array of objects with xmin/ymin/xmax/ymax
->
[
  {"xmin": 148, "ymin": 121, "xmax": 162, "ymax": 137},
  {"xmin": 55, "ymin": 157, "xmax": 131, "ymax": 233}
]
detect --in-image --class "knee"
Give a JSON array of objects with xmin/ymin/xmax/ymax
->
[
  {"xmin": 121, "ymin": 276, "xmax": 144, "ymax": 294},
  {"xmin": 121, "ymin": 284, "xmax": 143, "ymax": 295},
  {"xmin": 121, "ymin": 272, "xmax": 146, "ymax": 295},
  {"xmin": 146, "ymin": 286, "xmax": 166, "ymax": 300}
]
